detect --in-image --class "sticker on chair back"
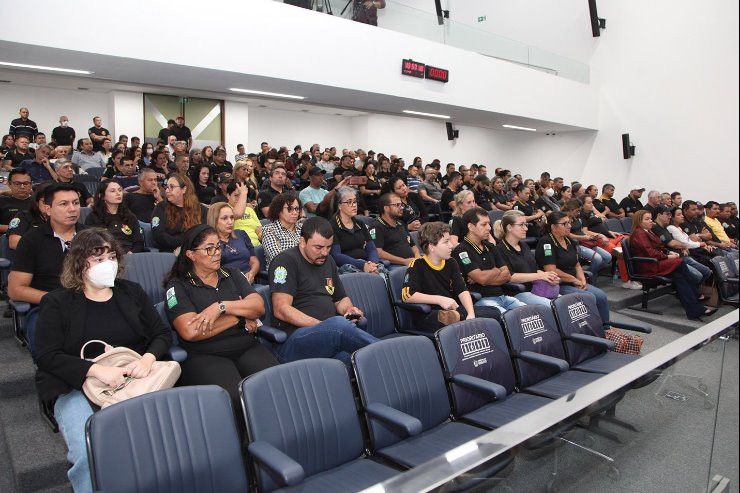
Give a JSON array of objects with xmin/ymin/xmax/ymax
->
[
  {"xmin": 459, "ymin": 332, "xmax": 493, "ymax": 361},
  {"xmin": 520, "ymin": 314, "xmax": 547, "ymax": 339}
]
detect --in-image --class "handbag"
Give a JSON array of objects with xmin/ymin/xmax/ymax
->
[
  {"xmin": 81, "ymin": 340, "xmax": 181, "ymax": 408},
  {"xmin": 604, "ymin": 329, "xmax": 643, "ymax": 355},
  {"xmin": 531, "ymin": 279, "xmax": 560, "ymax": 300}
]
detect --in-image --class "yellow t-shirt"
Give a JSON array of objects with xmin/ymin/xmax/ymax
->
[
  {"xmin": 705, "ymin": 216, "xmax": 730, "ymax": 242},
  {"xmin": 234, "ymin": 206, "xmax": 262, "ymax": 246}
]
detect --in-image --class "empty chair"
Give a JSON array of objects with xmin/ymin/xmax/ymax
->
[
  {"xmin": 240, "ymin": 359, "xmax": 400, "ymax": 492},
  {"xmin": 120, "ymin": 252, "xmax": 176, "ymax": 304},
  {"xmin": 252, "ymin": 284, "xmax": 287, "ymax": 344},
  {"xmin": 605, "ymin": 218, "xmax": 625, "ymax": 234},
  {"xmin": 87, "ymin": 386, "xmax": 248, "ymax": 493},
  {"xmin": 387, "ymin": 266, "xmax": 432, "ymax": 336},
  {"xmin": 435, "ymin": 318, "xmax": 551, "ymax": 429},
  {"xmin": 77, "ymin": 206, "xmax": 93, "ymax": 224},
  {"xmin": 710, "ymin": 256, "xmax": 739, "ymax": 306},
  {"xmin": 340, "ymin": 272, "xmax": 403, "ymax": 339},
  {"xmin": 352, "ymin": 336, "xmax": 489, "ymax": 469},
  {"xmin": 500, "ymin": 305, "xmax": 603, "ymax": 400},
  {"xmin": 254, "ymin": 245, "xmax": 268, "ymax": 283},
  {"xmin": 551, "ymin": 292, "xmax": 651, "ymax": 374}
]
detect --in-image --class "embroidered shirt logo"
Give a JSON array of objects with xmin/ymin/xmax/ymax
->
[
  {"xmin": 325, "ymin": 278, "xmax": 334, "ymax": 295},
  {"xmin": 273, "ymin": 266, "xmax": 287, "ymax": 284}
]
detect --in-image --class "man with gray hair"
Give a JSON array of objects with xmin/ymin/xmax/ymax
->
[
  {"xmin": 53, "ymin": 158, "xmax": 93, "ymax": 206},
  {"xmin": 123, "ymin": 168, "xmax": 163, "ymax": 222},
  {"xmin": 643, "ymin": 190, "xmax": 662, "ymax": 216}
]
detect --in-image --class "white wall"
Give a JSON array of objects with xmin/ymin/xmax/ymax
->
[
  {"xmin": 224, "ymin": 101, "xmax": 249, "ymax": 157},
  {"xmin": 247, "ymin": 107, "xmax": 354, "ymax": 153},
  {"xmin": 108, "ymin": 91, "xmax": 144, "ymax": 142}
]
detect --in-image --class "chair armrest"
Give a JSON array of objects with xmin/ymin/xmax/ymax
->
[
  {"xmin": 609, "ymin": 321, "xmax": 652, "ymax": 334},
  {"xmin": 569, "ymin": 333, "xmax": 616, "ymax": 350},
  {"xmin": 257, "ymin": 325, "xmax": 287, "ymax": 344},
  {"xmin": 727, "ymin": 277, "xmax": 739, "ymax": 284},
  {"xmin": 365, "ymin": 402, "xmax": 423, "ymax": 437},
  {"xmin": 395, "ymin": 301, "xmax": 432, "ymax": 314},
  {"xmin": 631, "ymin": 256, "xmax": 658, "ymax": 264},
  {"xmin": 248, "ymin": 440, "xmax": 305, "ymax": 487},
  {"xmin": 450, "ymin": 374, "xmax": 507, "ymax": 400},
  {"xmin": 9, "ymin": 300, "xmax": 30, "ymax": 314},
  {"xmin": 145, "ymin": 247, "xmax": 159, "ymax": 253},
  {"xmin": 0, "ymin": 258, "xmax": 10, "ymax": 270},
  {"xmin": 518, "ymin": 351, "xmax": 570, "ymax": 371},
  {"xmin": 502, "ymin": 282, "xmax": 525, "ymax": 293},
  {"xmin": 166, "ymin": 346, "xmax": 188, "ymax": 363},
  {"xmin": 469, "ymin": 291, "xmax": 482, "ymax": 302}
]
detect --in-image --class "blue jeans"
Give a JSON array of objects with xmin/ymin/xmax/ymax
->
[
  {"xmin": 514, "ymin": 291, "xmax": 555, "ymax": 307},
  {"xmin": 55, "ymin": 390, "xmax": 94, "ymax": 493},
  {"xmin": 683, "ymin": 257, "xmax": 711, "ymax": 284},
  {"xmin": 475, "ymin": 295, "xmax": 526, "ymax": 313},
  {"xmin": 577, "ymin": 245, "xmax": 612, "ymax": 276},
  {"xmin": 560, "ymin": 284, "xmax": 611, "ymax": 324},
  {"xmin": 272, "ymin": 316, "xmax": 379, "ymax": 367}
]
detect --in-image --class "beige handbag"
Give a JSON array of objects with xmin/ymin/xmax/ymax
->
[{"xmin": 81, "ymin": 340, "xmax": 181, "ymax": 408}]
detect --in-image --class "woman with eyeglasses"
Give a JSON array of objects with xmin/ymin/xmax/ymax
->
[
  {"xmin": 35, "ymin": 230, "xmax": 172, "ymax": 493},
  {"xmin": 261, "ymin": 191, "xmax": 303, "ymax": 269},
  {"xmin": 150, "ymin": 173, "xmax": 208, "ymax": 253},
  {"xmin": 535, "ymin": 211, "xmax": 612, "ymax": 325},
  {"xmin": 85, "ymin": 181, "xmax": 144, "ymax": 253},
  {"xmin": 493, "ymin": 210, "xmax": 560, "ymax": 306},
  {"xmin": 329, "ymin": 187, "xmax": 383, "ymax": 274},
  {"xmin": 207, "ymin": 199, "xmax": 260, "ymax": 283},
  {"xmin": 382, "ymin": 176, "xmax": 427, "ymax": 231},
  {"xmin": 164, "ymin": 225, "xmax": 278, "ymax": 407}
]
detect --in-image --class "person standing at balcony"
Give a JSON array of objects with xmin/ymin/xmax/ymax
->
[{"xmin": 353, "ymin": 0, "xmax": 386, "ymax": 26}]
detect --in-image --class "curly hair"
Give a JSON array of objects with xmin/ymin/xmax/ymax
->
[
  {"xmin": 267, "ymin": 191, "xmax": 301, "ymax": 222},
  {"xmin": 60, "ymin": 229, "xmax": 125, "ymax": 291}
]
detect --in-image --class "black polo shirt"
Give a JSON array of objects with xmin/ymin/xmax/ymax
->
[
  {"xmin": 3, "ymin": 148, "xmax": 34, "ymax": 168},
  {"xmin": 7, "ymin": 209, "xmax": 43, "ymax": 240},
  {"xmin": 449, "ymin": 215, "xmax": 464, "ymax": 238},
  {"xmin": 370, "ymin": 217, "xmax": 415, "ymax": 259},
  {"xmin": 600, "ymin": 197, "xmax": 622, "ymax": 215},
  {"xmin": 652, "ymin": 223, "xmax": 681, "ymax": 253},
  {"xmin": 497, "ymin": 239, "xmax": 539, "ymax": 291},
  {"xmin": 331, "ymin": 214, "xmax": 372, "ymax": 261},
  {"xmin": 619, "ymin": 196, "xmax": 643, "ymax": 215},
  {"xmin": 268, "ymin": 246, "xmax": 347, "ymax": 335},
  {"xmin": 512, "ymin": 200, "xmax": 540, "ymax": 237},
  {"xmin": 88, "ymin": 126, "xmax": 111, "ymax": 152},
  {"xmin": 170, "ymin": 125, "xmax": 192, "ymax": 143},
  {"xmin": 257, "ymin": 185, "xmax": 284, "ymax": 218},
  {"xmin": 643, "ymin": 203, "xmax": 657, "ymax": 216},
  {"xmin": 473, "ymin": 187, "xmax": 493, "ymax": 211},
  {"xmin": 535, "ymin": 234, "xmax": 579, "ymax": 281},
  {"xmin": 124, "ymin": 192, "xmax": 157, "ymax": 223},
  {"xmin": 12, "ymin": 222, "xmax": 86, "ymax": 293},
  {"xmin": 157, "ymin": 127, "xmax": 173, "ymax": 142},
  {"xmin": 165, "ymin": 267, "xmax": 260, "ymax": 354},
  {"xmin": 440, "ymin": 188, "xmax": 456, "ymax": 213},
  {"xmin": 0, "ymin": 195, "xmax": 32, "ymax": 226},
  {"xmin": 453, "ymin": 237, "xmax": 505, "ymax": 297},
  {"xmin": 51, "ymin": 125, "xmax": 75, "ymax": 146},
  {"xmin": 592, "ymin": 199, "xmax": 606, "ymax": 213}
]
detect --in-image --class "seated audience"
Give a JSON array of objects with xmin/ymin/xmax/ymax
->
[
  {"xmin": 165, "ymin": 225, "xmax": 278, "ymax": 406},
  {"xmin": 107, "ymin": 155, "xmax": 139, "ymax": 191},
  {"xmin": 52, "ymin": 158, "xmax": 94, "ymax": 206},
  {"xmin": 261, "ymin": 191, "xmax": 303, "ymax": 268},
  {"xmin": 629, "ymin": 210, "xmax": 716, "ymax": 320},
  {"xmin": 226, "ymin": 180, "xmax": 262, "ymax": 247},
  {"xmin": 151, "ymin": 173, "xmax": 208, "ymax": 252},
  {"xmin": 619, "ymin": 185, "xmax": 645, "ymax": 217},
  {"xmin": 268, "ymin": 216, "xmax": 378, "ymax": 366},
  {"xmin": 85, "ymin": 181, "xmax": 144, "ymax": 253},
  {"xmin": 650, "ymin": 205, "xmax": 711, "ymax": 285},
  {"xmin": 452, "ymin": 208, "xmax": 525, "ymax": 313},
  {"xmin": 232, "ymin": 160, "xmax": 259, "ymax": 204},
  {"xmin": 299, "ymin": 167, "xmax": 331, "ymax": 218},
  {"xmin": 383, "ymin": 176, "xmax": 427, "ymax": 231},
  {"xmin": 372, "ymin": 192, "xmax": 420, "ymax": 266},
  {"xmin": 7, "ymin": 183, "xmax": 49, "ymax": 249},
  {"xmin": 330, "ymin": 187, "xmax": 383, "ymax": 274},
  {"xmin": 490, "ymin": 176, "xmax": 512, "ymax": 211},
  {"xmin": 704, "ymin": 201, "xmax": 738, "ymax": 249},
  {"xmin": 191, "ymin": 163, "xmax": 216, "ymax": 204},
  {"xmin": 71, "ymin": 138, "xmax": 105, "ymax": 171},
  {"xmin": 718, "ymin": 203, "xmax": 738, "ymax": 240},
  {"xmin": 35, "ymin": 230, "xmax": 171, "ymax": 493},
  {"xmin": 417, "ymin": 165, "xmax": 444, "ymax": 206},
  {"xmin": 20, "ymin": 144, "xmax": 57, "ymax": 185},
  {"xmin": 449, "ymin": 189, "xmax": 479, "ymax": 245},
  {"xmin": 561, "ymin": 199, "xmax": 613, "ymax": 278},
  {"xmin": 668, "ymin": 207, "xmax": 718, "ymax": 271},
  {"xmin": 535, "ymin": 211, "xmax": 612, "ymax": 325},
  {"xmin": 642, "ymin": 190, "xmax": 662, "ymax": 216},
  {"xmin": 511, "ymin": 183, "xmax": 545, "ymax": 237},
  {"xmin": 0, "ymin": 168, "xmax": 33, "ymax": 233},
  {"xmin": 257, "ymin": 165, "xmax": 289, "ymax": 218},
  {"xmin": 358, "ymin": 161, "xmax": 382, "ymax": 214},
  {"xmin": 123, "ymin": 168, "xmax": 162, "ymax": 223},
  {"xmin": 207, "ymin": 201, "xmax": 259, "ymax": 282},
  {"xmin": 2, "ymin": 134, "xmax": 34, "ymax": 170}
]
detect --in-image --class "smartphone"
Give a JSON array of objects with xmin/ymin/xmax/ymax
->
[
  {"xmin": 348, "ymin": 176, "xmax": 367, "ymax": 186},
  {"xmin": 345, "ymin": 313, "xmax": 362, "ymax": 321}
]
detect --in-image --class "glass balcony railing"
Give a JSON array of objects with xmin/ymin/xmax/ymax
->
[{"xmin": 277, "ymin": 0, "xmax": 590, "ymax": 83}]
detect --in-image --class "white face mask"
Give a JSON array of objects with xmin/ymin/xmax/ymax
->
[
  {"xmin": 146, "ymin": 148, "xmax": 154, "ymax": 156},
  {"xmin": 86, "ymin": 260, "xmax": 118, "ymax": 288},
  {"xmin": 61, "ymin": 121, "xmax": 68, "ymax": 127},
  {"xmin": 545, "ymin": 188, "xmax": 555, "ymax": 197}
]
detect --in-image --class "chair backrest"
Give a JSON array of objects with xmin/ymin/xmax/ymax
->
[
  {"xmin": 259, "ymin": 218, "xmax": 271, "ymax": 226},
  {"xmin": 409, "ymin": 230, "xmax": 418, "ymax": 246},
  {"xmin": 78, "ymin": 207, "xmax": 93, "ymax": 224},
  {"xmin": 75, "ymin": 173, "xmax": 100, "ymax": 183},
  {"xmin": 138, "ymin": 221, "xmax": 157, "ymax": 251},
  {"xmin": 241, "ymin": 359, "xmax": 364, "ymax": 493},
  {"xmin": 253, "ymin": 283, "xmax": 273, "ymax": 325},
  {"xmin": 254, "ymin": 245, "xmax": 267, "ymax": 280},
  {"xmin": 85, "ymin": 167, "xmax": 105, "ymax": 179},
  {"xmin": 488, "ymin": 209, "xmax": 504, "ymax": 224},
  {"xmin": 121, "ymin": 252, "xmax": 177, "ymax": 304},
  {"xmin": 620, "ymin": 216, "xmax": 634, "ymax": 233},
  {"xmin": 550, "ymin": 293, "xmax": 606, "ymax": 366},
  {"xmin": 711, "ymin": 256, "xmax": 739, "ymax": 299},
  {"xmin": 605, "ymin": 218, "xmax": 624, "ymax": 233},
  {"xmin": 353, "ymin": 336, "xmax": 451, "ymax": 451},
  {"xmin": 387, "ymin": 266, "xmax": 415, "ymax": 332},
  {"xmin": 0, "ymin": 234, "xmax": 13, "ymax": 263},
  {"xmin": 435, "ymin": 319, "xmax": 517, "ymax": 417},
  {"xmin": 355, "ymin": 214, "xmax": 374, "ymax": 226},
  {"xmin": 726, "ymin": 251, "xmax": 739, "ymax": 277},
  {"xmin": 340, "ymin": 272, "xmax": 397, "ymax": 338},
  {"xmin": 86, "ymin": 386, "xmax": 247, "ymax": 493},
  {"xmin": 501, "ymin": 305, "xmax": 567, "ymax": 389},
  {"xmin": 84, "ymin": 181, "xmax": 99, "ymax": 197},
  {"xmin": 620, "ymin": 238, "xmax": 637, "ymax": 277}
]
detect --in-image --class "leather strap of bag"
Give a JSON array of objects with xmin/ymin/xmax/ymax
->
[{"xmin": 80, "ymin": 340, "xmax": 114, "ymax": 360}]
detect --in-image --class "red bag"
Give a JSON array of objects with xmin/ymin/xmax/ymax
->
[{"xmin": 604, "ymin": 329, "xmax": 643, "ymax": 355}]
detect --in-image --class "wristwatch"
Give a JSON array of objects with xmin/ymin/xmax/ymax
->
[{"xmin": 218, "ymin": 301, "xmax": 226, "ymax": 314}]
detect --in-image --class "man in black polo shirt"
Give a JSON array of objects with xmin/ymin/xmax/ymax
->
[
  {"xmin": 51, "ymin": 115, "xmax": 76, "ymax": 147},
  {"xmin": 268, "ymin": 217, "xmax": 377, "ymax": 366},
  {"xmin": 0, "ymin": 169, "xmax": 33, "ymax": 233},
  {"xmin": 8, "ymin": 183, "xmax": 85, "ymax": 351},
  {"xmin": 619, "ymin": 185, "xmax": 644, "ymax": 217},
  {"xmin": 371, "ymin": 193, "xmax": 419, "ymax": 266},
  {"xmin": 257, "ymin": 166, "xmax": 288, "ymax": 218},
  {"xmin": 171, "ymin": 116, "xmax": 192, "ymax": 150},
  {"xmin": 88, "ymin": 116, "xmax": 111, "ymax": 153},
  {"xmin": 53, "ymin": 158, "xmax": 93, "ymax": 206},
  {"xmin": 642, "ymin": 190, "xmax": 662, "ymax": 216},
  {"xmin": 472, "ymin": 175, "xmax": 495, "ymax": 211},
  {"xmin": 123, "ymin": 168, "xmax": 163, "ymax": 222},
  {"xmin": 2, "ymin": 135, "xmax": 35, "ymax": 170},
  {"xmin": 599, "ymin": 183, "xmax": 625, "ymax": 219},
  {"xmin": 453, "ymin": 208, "xmax": 525, "ymax": 314}
]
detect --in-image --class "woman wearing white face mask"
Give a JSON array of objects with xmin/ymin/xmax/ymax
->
[{"xmin": 34, "ymin": 229, "xmax": 172, "ymax": 492}]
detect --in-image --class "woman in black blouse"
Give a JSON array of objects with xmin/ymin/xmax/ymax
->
[
  {"xmin": 85, "ymin": 180, "xmax": 144, "ymax": 253},
  {"xmin": 190, "ymin": 164, "xmax": 216, "ymax": 204},
  {"xmin": 359, "ymin": 161, "xmax": 382, "ymax": 214},
  {"xmin": 382, "ymin": 176, "xmax": 428, "ymax": 231}
]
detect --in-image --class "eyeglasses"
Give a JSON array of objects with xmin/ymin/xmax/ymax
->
[
  {"xmin": 192, "ymin": 244, "xmax": 223, "ymax": 256},
  {"xmin": 388, "ymin": 202, "xmax": 403, "ymax": 208},
  {"xmin": 11, "ymin": 181, "xmax": 32, "ymax": 187},
  {"xmin": 340, "ymin": 200, "xmax": 358, "ymax": 206},
  {"xmin": 555, "ymin": 221, "xmax": 573, "ymax": 227},
  {"xmin": 284, "ymin": 206, "xmax": 301, "ymax": 213},
  {"xmin": 165, "ymin": 184, "xmax": 182, "ymax": 191}
]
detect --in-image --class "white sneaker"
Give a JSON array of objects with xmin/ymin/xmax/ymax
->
[{"xmin": 621, "ymin": 280, "xmax": 642, "ymax": 290}]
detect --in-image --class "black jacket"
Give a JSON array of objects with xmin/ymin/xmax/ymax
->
[{"xmin": 35, "ymin": 279, "xmax": 172, "ymax": 405}]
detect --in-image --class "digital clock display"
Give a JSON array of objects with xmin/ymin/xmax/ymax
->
[
  {"xmin": 401, "ymin": 59, "xmax": 425, "ymax": 79},
  {"xmin": 425, "ymin": 65, "xmax": 449, "ymax": 83}
]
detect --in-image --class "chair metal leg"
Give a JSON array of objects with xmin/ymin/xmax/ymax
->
[
  {"xmin": 625, "ymin": 288, "xmax": 664, "ymax": 315},
  {"xmin": 599, "ymin": 406, "xmax": 640, "ymax": 433},
  {"xmin": 12, "ymin": 309, "xmax": 27, "ymax": 347}
]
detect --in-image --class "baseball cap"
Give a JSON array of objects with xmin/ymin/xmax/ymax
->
[
  {"xmin": 216, "ymin": 172, "xmax": 232, "ymax": 183},
  {"xmin": 309, "ymin": 167, "xmax": 326, "ymax": 177},
  {"xmin": 651, "ymin": 204, "xmax": 670, "ymax": 219},
  {"xmin": 630, "ymin": 185, "xmax": 645, "ymax": 192}
]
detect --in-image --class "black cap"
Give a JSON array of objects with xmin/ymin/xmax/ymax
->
[
  {"xmin": 309, "ymin": 167, "xmax": 326, "ymax": 177},
  {"xmin": 216, "ymin": 172, "xmax": 232, "ymax": 183},
  {"xmin": 651, "ymin": 204, "xmax": 671, "ymax": 219}
]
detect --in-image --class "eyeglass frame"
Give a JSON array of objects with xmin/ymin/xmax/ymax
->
[{"xmin": 192, "ymin": 244, "xmax": 223, "ymax": 256}]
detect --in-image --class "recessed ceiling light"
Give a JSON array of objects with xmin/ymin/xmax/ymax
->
[
  {"xmin": 502, "ymin": 124, "xmax": 537, "ymax": 132},
  {"xmin": 229, "ymin": 88, "xmax": 304, "ymax": 100},
  {"xmin": 403, "ymin": 110, "xmax": 450, "ymax": 119},
  {"xmin": 0, "ymin": 61, "xmax": 93, "ymax": 74}
]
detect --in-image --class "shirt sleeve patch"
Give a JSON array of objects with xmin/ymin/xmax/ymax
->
[
  {"xmin": 273, "ymin": 266, "xmax": 288, "ymax": 284},
  {"xmin": 166, "ymin": 287, "xmax": 178, "ymax": 308},
  {"xmin": 8, "ymin": 217, "xmax": 20, "ymax": 230}
]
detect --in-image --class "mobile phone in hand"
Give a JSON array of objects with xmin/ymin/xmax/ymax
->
[{"xmin": 345, "ymin": 313, "xmax": 361, "ymax": 321}]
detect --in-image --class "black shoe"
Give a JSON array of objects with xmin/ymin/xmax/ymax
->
[{"xmin": 703, "ymin": 307, "xmax": 718, "ymax": 317}]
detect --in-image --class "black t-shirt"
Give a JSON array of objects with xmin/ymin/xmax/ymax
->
[
  {"xmin": 512, "ymin": 200, "xmax": 541, "ymax": 237},
  {"xmin": 3, "ymin": 148, "xmax": 34, "ymax": 168},
  {"xmin": 600, "ymin": 197, "xmax": 622, "ymax": 215},
  {"xmin": 402, "ymin": 256, "xmax": 467, "ymax": 305},
  {"xmin": 85, "ymin": 210, "xmax": 145, "ymax": 253},
  {"xmin": 497, "ymin": 239, "xmax": 539, "ymax": 291},
  {"xmin": 370, "ymin": 217, "xmax": 415, "ymax": 259},
  {"xmin": 268, "ymin": 246, "xmax": 347, "ymax": 335},
  {"xmin": 257, "ymin": 185, "xmax": 284, "ymax": 218},
  {"xmin": 580, "ymin": 211, "xmax": 610, "ymax": 236},
  {"xmin": 453, "ymin": 238, "xmax": 505, "ymax": 297},
  {"xmin": 440, "ymin": 188, "xmax": 455, "ymax": 213},
  {"xmin": 88, "ymin": 126, "xmax": 111, "ymax": 152},
  {"xmin": 651, "ymin": 223, "xmax": 681, "ymax": 253},
  {"xmin": 7, "ymin": 209, "xmax": 44, "ymax": 240},
  {"xmin": 592, "ymin": 199, "xmax": 606, "ymax": 213},
  {"xmin": 124, "ymin": 193, "xmax": 157, "ymax": 223},
  {"xmin": 195, "ymin": 184, "xmax": 216, "ymax": 204},
  {"xmin": 210, "ymin": 162, "xmax": 234, "ymax": 177},
  {"xmin": 643, "ymin": 203, "xmax": 657, "ymax": 216},
  {"xmin": 473, "ymin": 188, "xmax": 493, "ymax": 211},
  {"xmin": 0, "ymin": 195, "xmax": 32, "ymax": 226},
  {"xmin": 157, "ymin": 128, "xmax": 173, "ymax": 142},
  {"xmin": 51, "ymin": 126, "xmax": 76, "ymax": 146},
  {"xmin": 150, "ymin": 201, "xmax": 208, "ymax": 252},
  {"xmin": 62, "ymin": 179, "xmax": 93, "ymax": 205},
  {"xmin": 166, "ymin": 267, "xmax": 260, "ymax": 354},
  {"xmin": 170, "ymin": 125, "xmax": 192, "ymax": 142},
  {"xmin": 722, "ymin": 217, "xmax": 738, "ymax": 240},
  {"xmin": 619, "ymin": 196, "xmax": 643, "ymax": 215},
  {"xmin": 210, "ymin": 193, "xmax": 228, "ymax": 205},
  {"xmin": 331, "ymin": 214, "xmax": 372, "ymax": 261},
  {"xmin": 82, "ymin": 298, "xmax": 144, "ymax": 357},
  {"xmin": 535, "ymin": 234, "xmax": 579, "ymax": 281},
  {"xmin": 449, "ymin": 216, "xmax": 464, "ymax": 238}
]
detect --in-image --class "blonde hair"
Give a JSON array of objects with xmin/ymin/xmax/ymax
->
[
  {"xmin": 206, "ymin": 202, "xmax": 236, "ymax": 239},
  {"xmin": 453, "ymin": 190, "xmax": 474, "ymax": 217},
  {"xmin": 495, "ymin": 210, "xmax": 525, "ymax": 240}
]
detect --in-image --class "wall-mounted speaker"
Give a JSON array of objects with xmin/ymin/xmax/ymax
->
[
  {"xmin": 446, "ymin": 122, "xmax": 459, "ymax": 140},
  {"xmin": 622, "ymin": 133, "xmax": 635, "ymax": 159},
  {"xmin": 588, "ymin": 0, "xmax": 602, "ymax": 37}
]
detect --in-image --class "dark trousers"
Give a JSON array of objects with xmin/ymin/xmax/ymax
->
[{"xmin": 670, "ymin": 262, "xmax": 705, "ymax": 319}]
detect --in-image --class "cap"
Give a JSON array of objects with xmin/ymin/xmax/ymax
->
[
  {"xmin": 309, "ymin": 167, "xmax": 326, "ymax": 177},
  {"xmin": 630, "ymin": 185, "xmax": 645, "ymax": 192},
  {"xmin": 216, "ymin": 172, "xmax": 232, "ymax": 183},
  {"xmin": 474, "ymin": 174, "xmax": 490, "ymax": 183},
  {"xmin": 696, "ymin": 201, "xmax": 704, "ymax": 208},
  {"xmin": 652, "ymin": 204, "xmax": 671, "ymax": 219}
]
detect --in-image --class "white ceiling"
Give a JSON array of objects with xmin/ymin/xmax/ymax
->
[{"xmin": 0, "ymin": 40, "xmax": 589, "ymax": 133}]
